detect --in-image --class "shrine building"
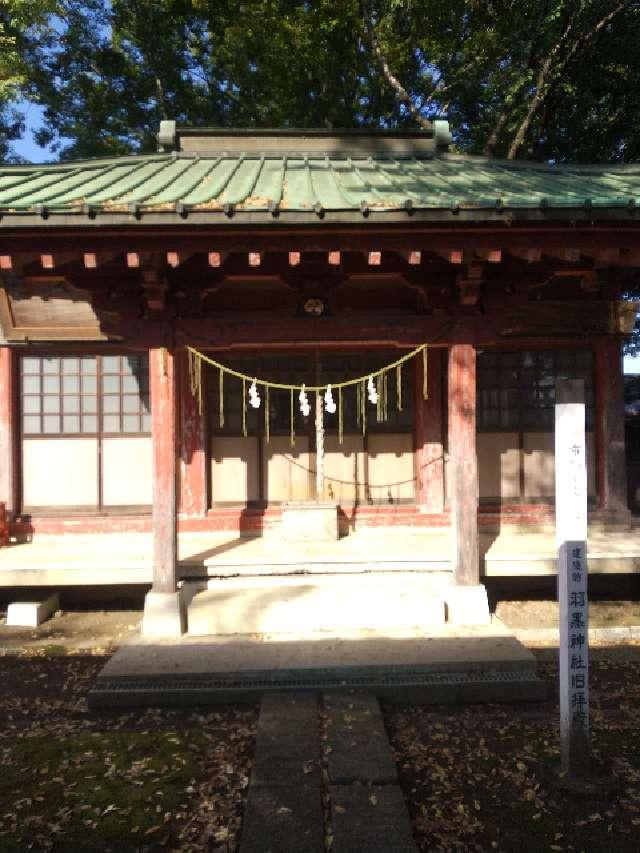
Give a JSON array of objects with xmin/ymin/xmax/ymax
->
[{"xmin": 0, "ymin": 121, "xmax": 638, "ymax": 637}]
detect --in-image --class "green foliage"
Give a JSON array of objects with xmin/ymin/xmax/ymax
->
[
  {"xmin": 4, "ymin": 0, "xmax": 639, "ymax": 164},
  {"xmin": 0, "ymin": 0, "xmax": 57, "ymax": 160}
]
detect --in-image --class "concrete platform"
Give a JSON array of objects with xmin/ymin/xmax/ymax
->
[
  {"xmin": 1, "ymin": 525, "xmax": 638, "ymax": 587},
  {"xmin": 187, "ymin": 573, "xmax": 448, "ymax": 637},
  {"xmin": 88, "ymin": 620, "xmax": 546, "ymax": 708}
]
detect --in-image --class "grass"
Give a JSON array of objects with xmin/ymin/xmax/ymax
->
[
  {"xmin": 0, "ymin": 655, "xmax": 257, "ymax": 853},
  {"xmin": 0, "ymin": 729, "xmax": 210, "ymax": 851}
]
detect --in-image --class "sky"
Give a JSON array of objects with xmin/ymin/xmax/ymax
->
[
  {"xmin": 13, "ymin": 102, "xmax": 55, "ymax": 162},
  {"xmin": 9, "ymin": 101, "xmax": 640, "ymax": 374}
]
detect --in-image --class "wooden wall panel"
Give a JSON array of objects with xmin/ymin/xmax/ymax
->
[{"xmin": 211, "ymin": 436, "xmax": 259, "ymax": 504}]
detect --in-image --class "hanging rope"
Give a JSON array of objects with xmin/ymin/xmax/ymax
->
[
  {"xmin": 423, "ymin": 345, "xmax": 429, "ymax": 400},
  {"xmin": 188, "ymin": 348, "xmax": 203, "ymax": 415},
  {"xmin": 338, "ymin": 385, "xmax": 344, "ymax": 446},
  {"xmin": 242, "ymin": 378, "xmax": 247, "ymax": 437},
  {"xmin": 186, "ymin": 342, "xmax": 429, "ymax": 392},
  {"xmin": 219, "ymin": 368, "xmax": 224, "ymax": 428},
  {"xmin": 186, "ymin": 342, "xmax": 431, "ymax": 429}
]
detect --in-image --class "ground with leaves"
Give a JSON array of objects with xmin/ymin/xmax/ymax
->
[
  {"xmin": 2, "ymin": 644, "xmax": 640, "ymax": 852},
  {"xmin": 386, "ymin": 646, "xmax": 640, "ymax": 853},
  {"xmin": 0, "ymin": 654, "xmax": 256, "ymax": 852}
]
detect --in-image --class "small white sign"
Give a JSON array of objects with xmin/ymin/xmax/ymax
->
[{"xmin": 555, "ymin": 378, "xmax": 589, "ymax": 777}]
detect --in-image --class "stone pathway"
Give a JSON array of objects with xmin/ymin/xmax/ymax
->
[{"xmin": 239, "ymin": 692, "xmax": 416, "ymax": 853}]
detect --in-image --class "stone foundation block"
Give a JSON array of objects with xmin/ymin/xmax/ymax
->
[
  {"xmin": 6, "ymin": 593, "xmax": 59, "ymax": 627},
  {"xmin": 188, "ymin": 574, "xmax": 446, "ymax": 637},
  {"xmin": 280, "ymin": 501, "xmax": 338, "ymax": 541},
  {"xmin": 446, "ymin": 584, "xmax": 491, "ymax": 625},
  {"xmin": 142, "ymin": 590, "xmax": 186, "ymax": 637}
]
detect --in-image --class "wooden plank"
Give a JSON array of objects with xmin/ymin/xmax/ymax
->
[
  {"xmin": 510, "ymin": 247, "xmax": 542, "ymax": 263},
  {"xmin": 150, "ymin": 346, "xmax": 177, "ymax": 593},
  {"xmin": 4, "ymin": 225, "xmax": 640, "ymax": 259},
  {"xmin": 448, "ymin": 337, "xmax": 479, "ymax": 586}
]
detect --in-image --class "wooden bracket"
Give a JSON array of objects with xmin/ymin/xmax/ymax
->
[
  {"xmin": 139, "ymin": 255, "xmax": 169, "ymax": 312},
  {"xmin": 456, "ymin": 259, "xmax": 485, "ymax": 306}
]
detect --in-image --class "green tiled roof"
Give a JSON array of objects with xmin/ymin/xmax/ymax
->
[{"xmin": 0, "ymin": 150, "xmax": 639, "ymax": 223}]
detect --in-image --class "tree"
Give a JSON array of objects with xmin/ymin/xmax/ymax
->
[
  {"xmin": 0, "ymin": 0, "xmax": 57, "ymax": 161},
  {"xmin": 6, "ymin": 1, "xmax": 640, "ymax": 164}
]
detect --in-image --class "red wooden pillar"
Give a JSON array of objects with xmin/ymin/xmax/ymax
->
[
  {"xmin": 448, "ymin": 340, "xmax": 479, "ymax": 586},
  {"xmin": 179, "ymin": 349, "xmax": 207, "ymax": 517},
  {"xmin": 143, "ymin": 346, "xmax": 184, "ymax": 635},
  {"xmin": 0, "ymin": 346, "xmax": 17, "ymax": 518},
  {"xmin": 414, "ymin": 346, "xmax": 445, "ymax": 512},
  {"xmin": 595, "ymin": 337, "xmax": 629, "ymax": 518}
]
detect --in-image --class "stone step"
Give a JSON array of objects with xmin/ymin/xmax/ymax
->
[
  {"xmin": 187, "ymin": 573, "xmax": 448, "ymax": 637},
  {"xmin": 88, "ymin": 630, "xmax": 546, "ymax": 709},
  {"xmin": 181, "ymin": 557, "xmax": 451, "ymax": 578}
]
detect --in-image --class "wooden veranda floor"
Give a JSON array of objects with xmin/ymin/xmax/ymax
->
[{"xmin": 0, "ymin": 525, "xmax": 639, "ymax": 586}]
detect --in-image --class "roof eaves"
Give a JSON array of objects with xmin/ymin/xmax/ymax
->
[{"xmin": 0, "ymin": 204, "xmax": 639, "ymax": 229}]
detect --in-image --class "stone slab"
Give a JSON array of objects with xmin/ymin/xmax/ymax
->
[
  {"xmin": 88, "ymin": 629, "xmax": 545, "ymax": 708},
  {"xmin": 239, "ymin": 784, "xmax": 324, "ymax": 853},
  {"xmin": 5, "ymin": 593, "xmax": 59, "ymax": 627},
  {"xmin": 330, "ymin": 784, "xmax": 417, "ymax": 853},
  {"xmin": 325, "ymin": 693, "xmax": 397, "ymax": 784},
  {"xmin": 187, "ymin": 575, "xmax": 445, "ymax": 636},
  {"xmin": 141, "ymin": 590, "xmax": 185, "ymax": 637},
  {"xmin": 96, "ymin": 628, "xmax": 535, "ymax": 678},
  {"xmin": 281, "ymin": 502, "xmax": 339, "ymax": 541},
  {"xmin": 252, "ymin": 694, "xmax": 320, "ymax": 788}
]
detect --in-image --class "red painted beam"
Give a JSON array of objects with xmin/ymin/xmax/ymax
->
[
  {"xmin": 448, "ymin": 336, "xmax": 479, "ymax": 585},
  {"xmin": 0, "ymin": 347, "xmax": 17, "ymax": 518},
  {"xmin": 150, "ymin": 346, "xmax": 177, "ymax": 592}
]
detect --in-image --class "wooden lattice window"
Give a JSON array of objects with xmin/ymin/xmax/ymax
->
[
  {"xmin": 477, "ymin": 349, "xmax": 594, "ymax": 432},
  {"xmin": 21, "ymin": 354, "xmax": 150, "ymax": 436}
]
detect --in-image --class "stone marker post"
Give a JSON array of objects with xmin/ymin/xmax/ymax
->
[{"xmin": 555, "ymin": 378, "xmax": 589, "ymax": 778}]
